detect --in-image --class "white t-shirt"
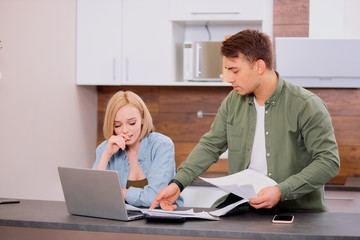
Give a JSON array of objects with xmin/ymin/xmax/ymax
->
[{"xmin": 248, "ymin": 97, "xmax": 268, "ymax": 175}]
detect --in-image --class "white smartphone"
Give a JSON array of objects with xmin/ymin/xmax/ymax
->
[{"xmin": 272, "ymin": 215, "xmax": 294, "ymax": 224}]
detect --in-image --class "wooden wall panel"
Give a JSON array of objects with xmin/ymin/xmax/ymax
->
[
  {"xmin": 273, "ymin": 25, "xmax": 309, "ymax": 38},
  {"xmin": 332, "ymin": 117, "xmax": 360, "ymax": 146},
  {"xmin": 158, "ymin": 87, "xmax": 230, "ymax": 113},
  {"xmin": 309, "ymin": 88, "xmax": 360, "ymax": 116},
  {"xmin": 273, "ymin": 0, "xmax": 309, "ymax": 25},
  {"xmin": 96, "ymin": 0, "xmax": 360, "ymax": 184}
]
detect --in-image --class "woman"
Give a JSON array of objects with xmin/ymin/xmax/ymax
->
[{"xmin": 92, "ymin": 90, "xmax": 183, "ymax": 207}]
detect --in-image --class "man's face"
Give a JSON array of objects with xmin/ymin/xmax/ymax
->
[{"xmin": 224, "ymin": 56, "xmax": 261, "ymax": 96}]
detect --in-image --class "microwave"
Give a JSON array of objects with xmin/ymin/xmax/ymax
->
[{"xmin": 183, "ymin": 41, "xmax": 223, "ymax": 82}]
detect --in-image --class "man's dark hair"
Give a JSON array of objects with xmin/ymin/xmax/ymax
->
[{"xmin": 221, "ymin": 29, "xmax": 273, "ymax": 69}]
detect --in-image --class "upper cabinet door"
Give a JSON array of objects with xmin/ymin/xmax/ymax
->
[
  {"xmin": 168, "ymin": 0, "xmax": 265, "ymax": 21},
  {"xmin": 121, "ymin": 0, "xmax": 173, "ymax": 85},
  {"xmin": 76, "ymin": 0, "xmax": 122, "ymax": 85}
]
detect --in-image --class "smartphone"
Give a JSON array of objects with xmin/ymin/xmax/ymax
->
[{"xmin": 272, "ymin": 215, "xmax": 294, "ymax": 224}]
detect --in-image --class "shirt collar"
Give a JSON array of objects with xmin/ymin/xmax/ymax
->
[
  {"xmin": 266, "ymin": 71, "xmax": 284, "ymax": 106},
  {"xmin": 247, "ymin": 71, "xmax": 284, "ymax": 106}
]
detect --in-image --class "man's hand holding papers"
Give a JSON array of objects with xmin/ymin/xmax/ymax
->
[{"xmin": 200, "ymin": 169, "xmax": 278, "ymax": 216}]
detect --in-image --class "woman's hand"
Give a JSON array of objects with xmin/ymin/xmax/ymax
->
[
  {"xmin": 96, "ymin": 134, "xmax": 130, "ymax": 170},
  {"xmin": 105, "ymin": 134, "xmax": 129, "ymax": 156}
]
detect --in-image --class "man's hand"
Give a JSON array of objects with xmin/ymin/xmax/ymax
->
[
  {"xmin": 248, "ymin": 186, "xmax": 281, "ymax": 209},
  {"xmin": 149, "ymin": 183, "xmax": 181, "ymax": 211}
]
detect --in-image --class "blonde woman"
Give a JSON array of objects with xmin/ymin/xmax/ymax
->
[{"xmin": 93, "ymin": 91, "xmax": 183, "ymax": 207}]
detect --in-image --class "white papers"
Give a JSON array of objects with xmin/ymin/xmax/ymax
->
[
  {"xmin": 126, "ymin": 204, "xmax": 219, "ymax": 221},
  {"xmin": 200, "ymin": 169, "xmax": 277, "ymax": 199},
  {"xmin": 126, "ymin": 169, "xmax": 278, "ymax": 219},
  {"xmin": 209, "ymin": 199, "xmax": 249, "ymax": 217},
  {"xmin": 200, "ymin": 169, "xmax": 278, "ymax": 216}
]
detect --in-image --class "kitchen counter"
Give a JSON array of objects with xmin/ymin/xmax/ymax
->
[{"xmin": 1, "ymin": 199, "xmax": 360, "ymax": 240}]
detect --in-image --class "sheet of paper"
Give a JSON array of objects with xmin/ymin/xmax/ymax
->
[
  {"xmin": 141, "ymin": 208, "xmax": 195, "ymax": 216},
  {"xmin": 126, "ymin": 203, "xmax": 142, "ymax": 211},
  {"xmin": 199, "ymin": 169, "xmax": 277, "ymax": 199},
  {"xmin": 209, "ymin": 199, "xmax": 249, "ymax": 217},
  {"xmin": 216, "ymin": 183, "xmax": 257, "ymax": 199},
  {"xmin": 192, "ymin": 211, "xmax": 219, "ymax": 220},
  {"xmin": 125, "ymin": 204, "xmax": 219, "ymax": 221}
]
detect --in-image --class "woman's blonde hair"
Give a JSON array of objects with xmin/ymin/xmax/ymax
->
[{"xmin": 103, "ymin": 91, "xmax": 154, "ymax": 140}]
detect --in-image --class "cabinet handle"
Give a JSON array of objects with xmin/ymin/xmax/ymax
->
[
  {"xmin": 196, "ymin": 44, "xmax": 202, "ymax": 77},
  {"xmin": 125, "ymin": 57, "xmax": 129, "ymax": 82},
  {"xmin": 191, "ymin": 12, "xmax": 240, "ymax": 15},
  {"xmin": 112, "ymin": 58, "xmax": 116, "ymax": 81}
]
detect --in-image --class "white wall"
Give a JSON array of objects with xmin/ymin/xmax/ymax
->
[
  {"xmin": 0, "ymin": 0, "xmax": 97, "ymax": 201},
  {"xmin": 309, "ymin": 0, "xmax": 360, "ymax": 38}
]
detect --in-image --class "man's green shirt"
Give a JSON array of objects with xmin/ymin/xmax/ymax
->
[{"xmin": 175, "ymin": 74, "xmax": 340, "ymax": 212}]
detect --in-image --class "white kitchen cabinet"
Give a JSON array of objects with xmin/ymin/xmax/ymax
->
[
  {"xmin": 168, "ymin": 0, "xmax": 265, "ymax": 21},
  {"xmin": 76, "ymin": 0, "xmax": 122, "ymax": 85},
  {"xmin": 76, "ymin": 0, "xmax": 273, "ymax": 86},
  {"xmin": 121, "ymin": 0, "xmax": 173, "ymax": 85}
]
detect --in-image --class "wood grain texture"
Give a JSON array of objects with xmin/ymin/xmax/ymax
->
[
  {"xmin": 273, "ymin": 24, "xmax": 309, "ymax": 37},
  {"xmin": 273, "ymin": 0, "xmax": 309, "ymax": 25},
  {"xmin": 309, "ymin": 88, "xmax": 360, "ymax": 116}
]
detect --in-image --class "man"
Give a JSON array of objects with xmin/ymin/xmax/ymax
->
[{"xmin": 150, "ymin": 29, "xmax": 340, "ymax": 212}]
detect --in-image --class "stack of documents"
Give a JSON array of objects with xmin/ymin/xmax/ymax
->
[
  {"xmin": 126, "ymin": 204, "xmax": 219, "ymax": 220},
  {"xmin": 128, "ymin": 169, "xmax": 277, "ymax": 219}
]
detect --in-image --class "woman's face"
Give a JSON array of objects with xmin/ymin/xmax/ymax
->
[{"xmin": 113, "ymin": 104, "xmax": 143, "ymax": 147}]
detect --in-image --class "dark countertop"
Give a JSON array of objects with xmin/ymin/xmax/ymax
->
[{"xmin": 1, "ymin": 199, "xmax": 360, "ymax": 240}]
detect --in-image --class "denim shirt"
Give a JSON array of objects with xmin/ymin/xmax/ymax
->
[
  {"xmin": 175, "ymin": 74, "xmax": 340, "ymax": 212},
  {"xmin": 93, "ymin": 132, "xmax": 184, "ymax": 207}
]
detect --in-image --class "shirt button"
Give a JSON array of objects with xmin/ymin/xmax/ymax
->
[
  {"xmin": 267, "ymin": 153, "xmax": 270, "ymax": 157},
  {"xmin": 268, "ymin": 172, "xmax": 272, "ymax": 176},
  {"xmin": 284, "ymin": 198, "xmax": 288, "ymax": 201},
  {"xmin": 266, "ymin": 131, "xmax": 269, "ymax": 135},
  {"xmin": 272, "ymin": 101, "xmax": 275, "ymax": 105},
  {"xmin": 265, "ymin": 110, "xmax": 268, "ymax": 114}
]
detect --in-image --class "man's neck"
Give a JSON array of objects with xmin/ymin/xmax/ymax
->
[{"xmin": 254, "ymin": 70, "xmax": 278, "ymax": 106}]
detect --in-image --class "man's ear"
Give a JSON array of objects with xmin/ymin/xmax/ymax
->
[{"xmin": 256, "ymin": 59, "xmax": 266, "ymax": 74}]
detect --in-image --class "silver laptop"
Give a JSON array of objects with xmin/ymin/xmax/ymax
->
[{"xmin": 58, "ymin": 166, "xmax": 144, "ymax": 221}]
